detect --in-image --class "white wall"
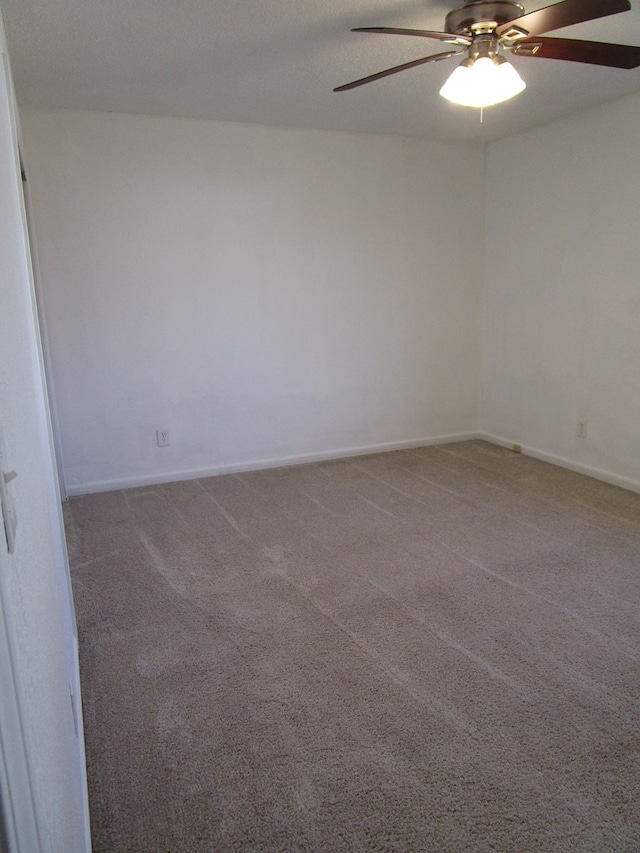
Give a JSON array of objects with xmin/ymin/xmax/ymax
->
[
  {"xmin": 19, "ymin": 97, "xmax": 640, "ymax": 497},
  {"xmin": 482, "ymin": 92, "xmax": 640, "ymax": 491},
  {"xmin": 20, "ymin": 109, "xmax": 484, "ymax": 494},
  {"xmin": 0, "ymin": 12, "xmax": 89, "ymax": 851}
]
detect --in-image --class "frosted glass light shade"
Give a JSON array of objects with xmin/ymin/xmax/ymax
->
[{"xmin": 439, "ymin": 56, "xmax": 525, "ymax": 108}]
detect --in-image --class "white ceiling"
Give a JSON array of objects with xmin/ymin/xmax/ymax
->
[{"xmin": 3, "ymin": 0, "xmax": 640, "ymax": 142}]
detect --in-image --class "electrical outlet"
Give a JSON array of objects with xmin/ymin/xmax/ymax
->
[
  {"xmin": 156, "ymin": 428, "xmax": 170, "ymax": 447},
  {"xmin": 576, "ymin": 420, "xmax": 587, "ymax": 439}
]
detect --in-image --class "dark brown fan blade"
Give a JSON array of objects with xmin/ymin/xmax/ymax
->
[
  {"xmin": 334, "ymin": 50, "xmax": 461, "ymax": 91},
  {"xmin": 512, "ymin": 35, "xmax": 640, "ymax": 66},
  {"xmin": 496, "ymin": 0, "xmax": 630, "ymax": 39},
  {"xmin": 353, "ymin": 27, "xmax": 471, "ymax": 46}
]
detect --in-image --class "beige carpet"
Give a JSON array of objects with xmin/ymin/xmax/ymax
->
[{"xmin": 65, "ymin": 440, "xmax": 640, "ymax": 852}]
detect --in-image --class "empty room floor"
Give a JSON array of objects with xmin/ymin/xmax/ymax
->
[{"xmin": 65, "ymin": 440, "xmax": 640, "ymax": 852}]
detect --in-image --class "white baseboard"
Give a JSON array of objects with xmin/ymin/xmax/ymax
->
[
  {"xmin": 66, "ymin": 431, "xmax": 481, "ymax": 496},
  {"xmin": 479, "ymin": 432, "xmax": 640, "ymax": 495}
]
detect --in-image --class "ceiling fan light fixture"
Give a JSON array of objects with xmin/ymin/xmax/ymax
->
[{"xmin": 439, "ymin": 54, "xmax": 525, "ymax": 107}]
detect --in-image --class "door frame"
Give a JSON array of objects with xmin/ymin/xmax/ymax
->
[{"xmin": 19, "ymin": 154, "xmax": 67, "ymax": 502}]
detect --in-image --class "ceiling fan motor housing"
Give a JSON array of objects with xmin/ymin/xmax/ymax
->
[{"xmin": 445, "ymin": 0, "xmax": 525, "ymax": 34}]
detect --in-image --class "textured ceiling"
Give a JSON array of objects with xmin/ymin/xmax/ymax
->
[{"xmin": 3, "ymin": 0, "xmax": 640, "ymax": 142}]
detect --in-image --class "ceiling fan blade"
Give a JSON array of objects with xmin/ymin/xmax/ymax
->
[
  {"xmin": 353, "ymin": 27, "xmax": 472, "ymax": 46},
  {"xmin": 512, "ymin": 35, "xmax": 640, "ymax": 66},
  {"xmin": 496, "ymin": 0, "xmax": 630, "ymax": 39},
  {"xmin": 334, "ymin": 50, "xmax": 461, "ymax": 91}
]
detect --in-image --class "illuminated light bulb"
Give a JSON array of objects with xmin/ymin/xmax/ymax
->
[{"xmin": 440, "ymin": 55, "xmax": 525, "ymax": 108}]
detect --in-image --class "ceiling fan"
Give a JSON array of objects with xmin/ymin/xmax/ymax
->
[{"xmin": 334, "ymin": 0, "xmax": 640, "ymax": 107}]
